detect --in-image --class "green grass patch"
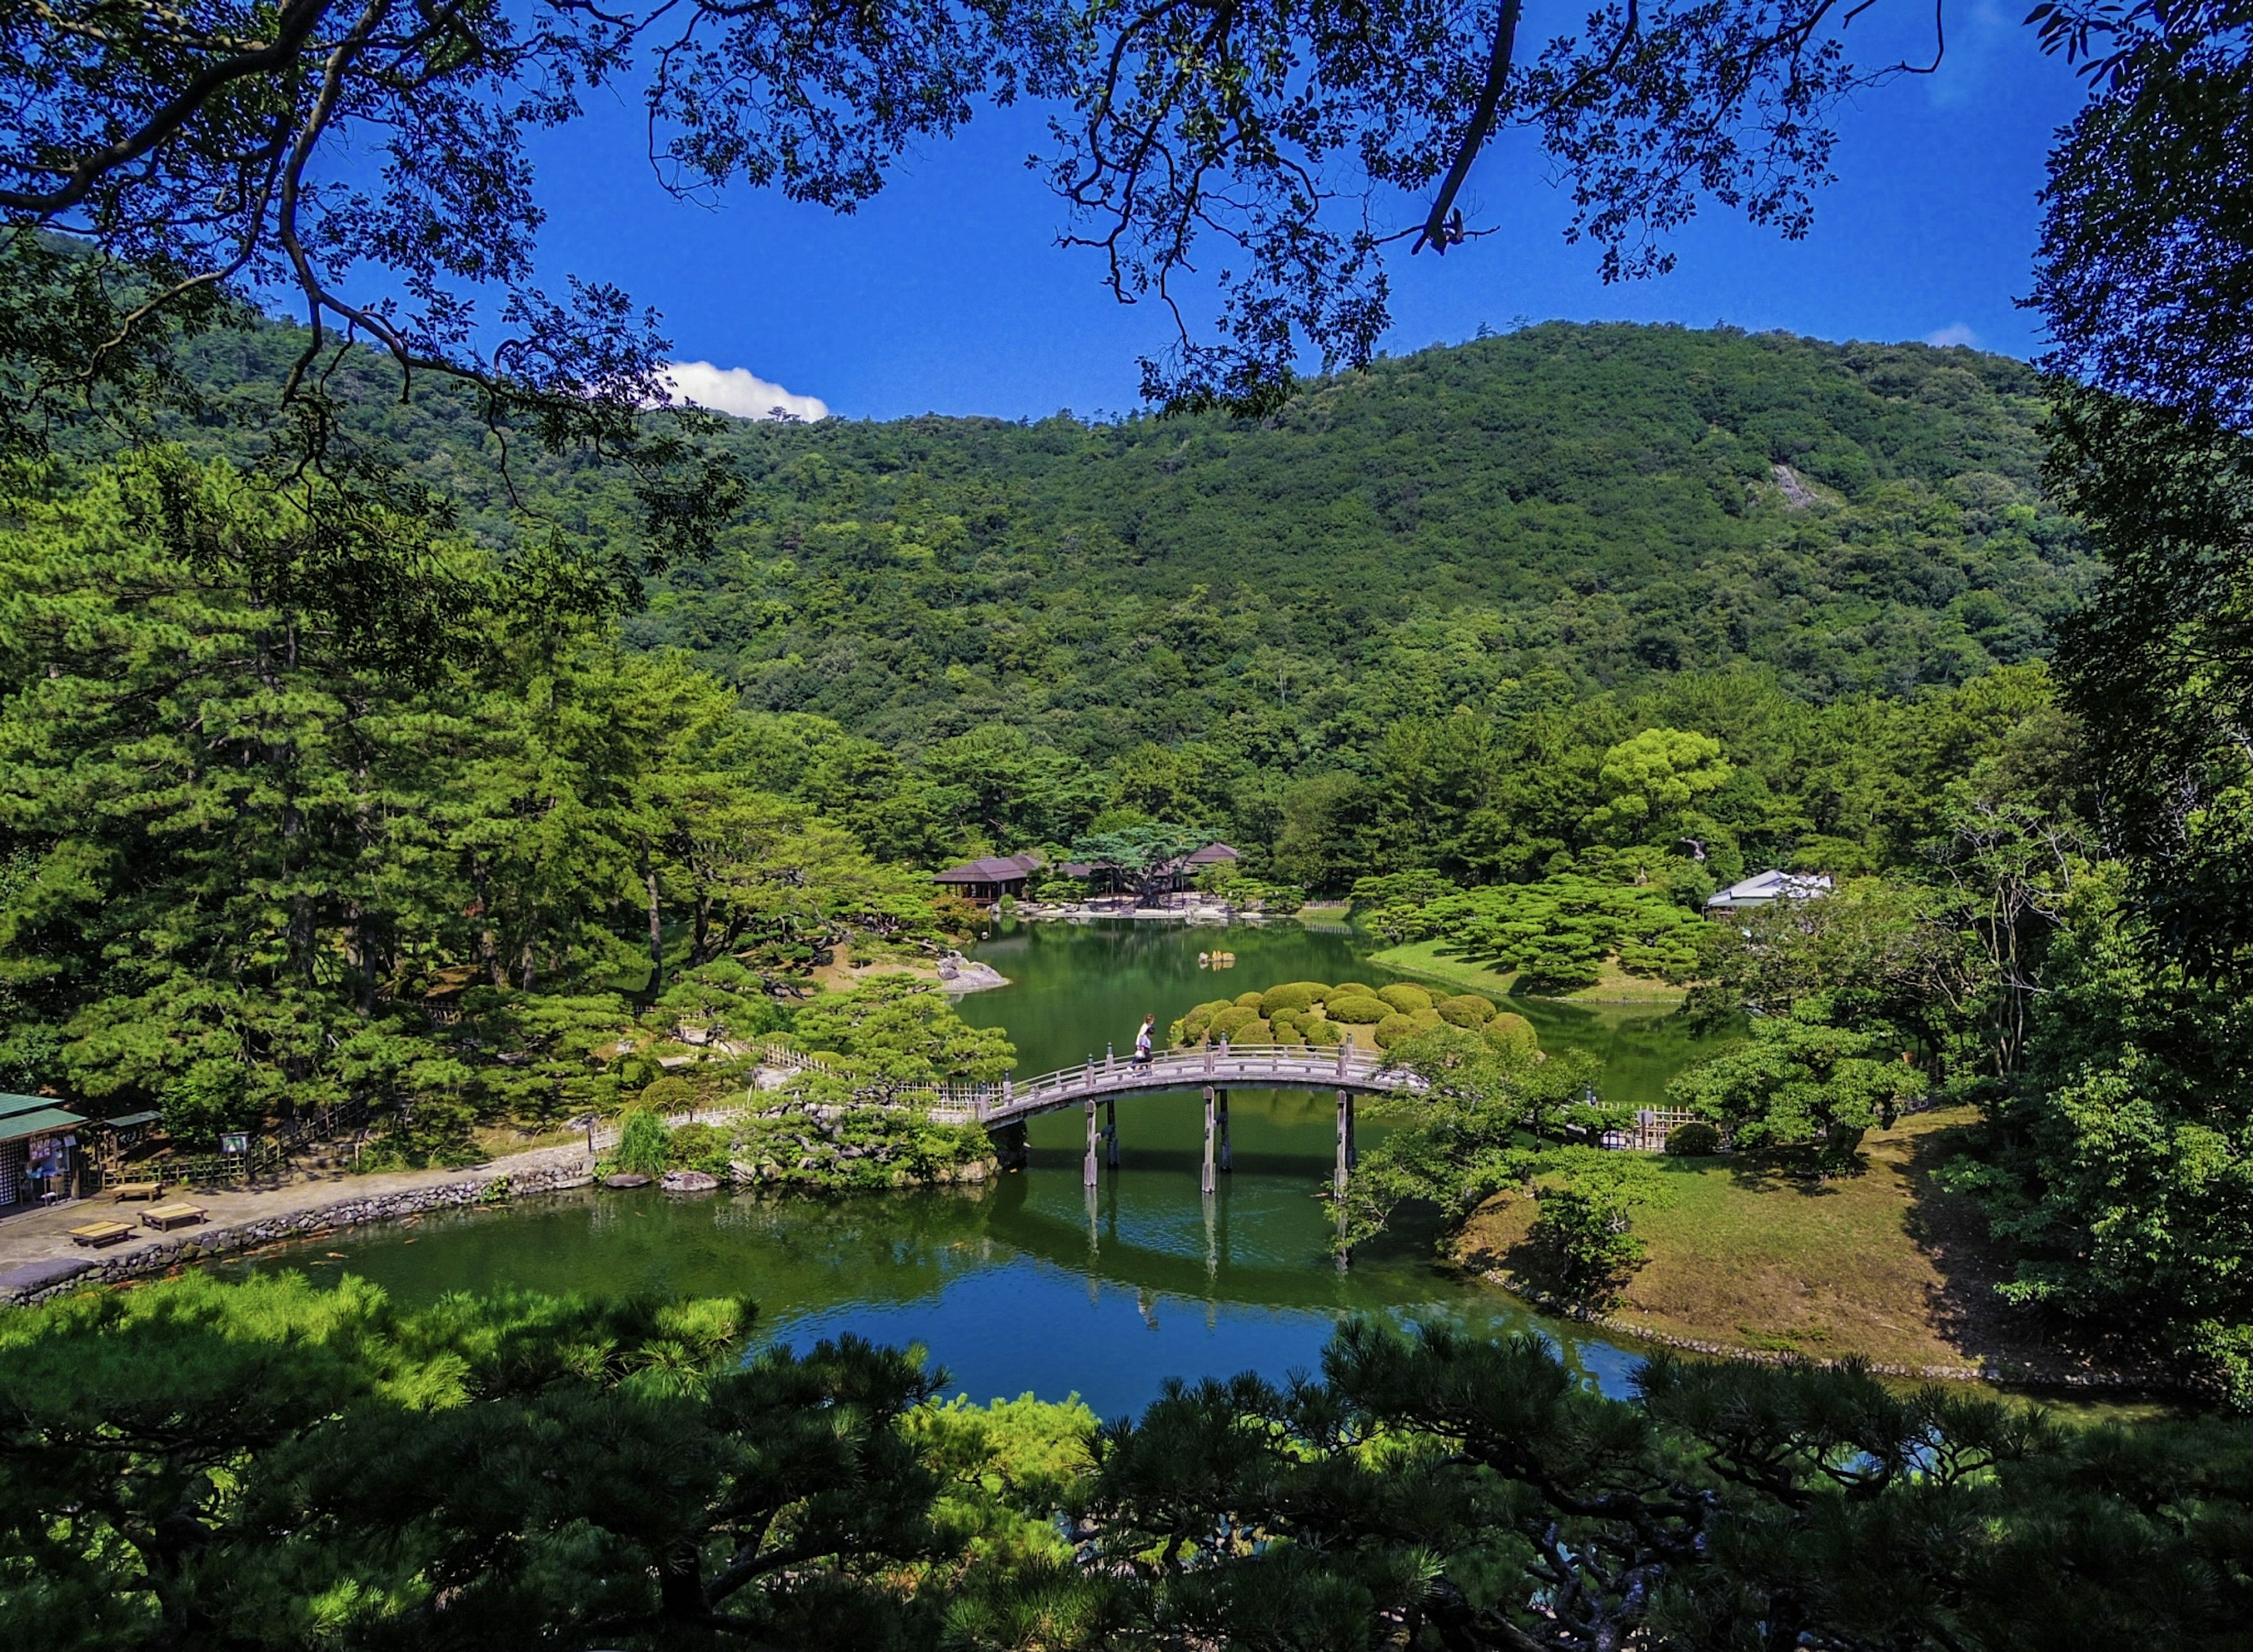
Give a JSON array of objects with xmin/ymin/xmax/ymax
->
[
  {"xmin": 1369, "ymin": 941, "xmax": 1687, "ymax": 1006},
  {"xmin": 1456, "ymin": 1108, "xmax": 2059, "ymax": 1373}
]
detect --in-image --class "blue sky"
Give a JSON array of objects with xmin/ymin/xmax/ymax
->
[{"xmin": 527, "ymin": 3, "xmax": 2089, "ymax": 422}]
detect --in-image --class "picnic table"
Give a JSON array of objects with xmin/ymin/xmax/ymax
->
[
  {"xmin": 69, "ymin": 1220, "xmax": 136, "ymax": 1247},
  {"xmin": 141, "ymin": 1201, "xmax": 207, "ymax": 1231},
  {"xmin": 110, "ymin": 1180, "xmax": 164, "ymax": 1201}
]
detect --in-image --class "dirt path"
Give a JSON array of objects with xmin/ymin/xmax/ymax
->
[{"xmin": 0, "ymin": 1140, "xmax": 594, "ymax": 1292}]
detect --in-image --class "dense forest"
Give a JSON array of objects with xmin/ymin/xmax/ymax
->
[{"xmin": 145, "ymin": 320, "xmax": 2090, "ymax": 891}]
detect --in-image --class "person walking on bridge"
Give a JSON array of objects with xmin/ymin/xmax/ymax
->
[{"xmin": 1133, "ymin": 1013, "xmax": 1156, "ymax": 1066}]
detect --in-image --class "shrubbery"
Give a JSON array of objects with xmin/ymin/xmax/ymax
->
[
  {"xmin": 1486, "ymin": 1013, "xmax": 1538, "ymax": 1054},
  {"xmin": 1438, "ymin": 994, "xmax": 1497, "ymax": 1027},
  {"xmin": 1665, "ymin": 1120, "xmax": 1723, "ymax": 1156},
  {"xmin": 1372, "ymin": 1012, "xmax": 1419, "ymax": 1049},
  {"xmin": 1172, "ymin": 980, "xmax": 1525, "ymax": 1058},
  {"xmin": 1259, "ymin": 981, "xmax": 1327, "ymax": 1018},
  {"xmin": 613, "ymin": 1110, "xmax": 671, "ymax": 1179},
  {"xmin": 1376, "ymin": 983, "xmax": 1433, "ymax": 1015},
  {"xmin": 1326, "ymin": 994, "xmax": 1390, "ymax": 1025}
]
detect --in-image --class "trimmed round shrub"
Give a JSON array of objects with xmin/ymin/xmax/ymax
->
[
  {"xmin": 1270, "ymin": 1023, "xmax": 1308, "ymax": 1047},
  {"xmin": 1409, "ymin": 1007, "xmax": 1445, "ymax": 1031},
  {"xmin": 1326, "ymin": 993, "xmax": 1391, "ymax": 1025},
  {"xmin": 1376, "ymin": 983, "xmax": 1434, "ymax": 1015},
  {"xmin": 1300, "ymin": 1017, "xmax": 1344, "ymax": 1047},
  {"xmin": 1372, "ymin": 1012, "xmax": 1420, "ymax": 1050},
  {"xmin": 1259, "ymin": 981, "xmax": 1328, "ymax": 1019},
  {"xmin": 640, "ymin": 1075, "xmax": 697, "ymax": 1113},
  {"xmin": 1328, "ymin": 981, "xmax": 1374, "ymax": 1000},
  {"xmin": 1179, "ymin": 998, "xmax": 1236, "ymax": 1043},
  {"xmin": 1437, "ymin": 994, "xmax": 1498, "ymax": 1028},
  {"xmin": 1666, "ymin": 1121, "xmax": 1723, "ymax": 1157},
  {"xmin": 1208, "ymin": 1005, "xmax": 1262, "ymax": 1042},
  {"xmin": 1484, "ymin": 1013, "xmax": 1539, "ymax": 1055},
  {"xmin": 1232, "ymin": 1018, "xmax": 1276, "ymax": 1045},
  {"xmin": 1268, "ymin": 1008, "xmax": 1304, "ymax": 1037},
  {"xmin": 1234, "ymin": 991, "xmax": 1266, "ymax": 1008}
]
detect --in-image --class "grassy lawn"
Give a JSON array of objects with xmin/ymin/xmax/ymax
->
[
  {"xmin": 1297, "ymin": 901, "xmax": 1352, "ymax": 923},
  {"xmin": 1369, "ymin": 940, "xmax": 1688, "ymax": 1007},
  {"xmin": 1455, "ymin": 1107, "xmax": 2068, "ymax": 1374}
]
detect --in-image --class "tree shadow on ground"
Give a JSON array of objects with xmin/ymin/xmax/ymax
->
[
  {"xmin": 1893, "ymin": 1115, "xmax": 2141, "ymax": 1383},
  {"xmin": 1703, "ymin": 1150, "xmax": 1849, "ymax": 1199}
]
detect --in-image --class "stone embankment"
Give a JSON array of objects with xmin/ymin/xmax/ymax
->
[{"xmin": 0, "ymin": 1159, "xmax": 594, "ymax": 1306}]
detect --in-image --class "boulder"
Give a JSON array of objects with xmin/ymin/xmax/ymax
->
[
  {"xmin": 662, "ymin": 1169, "xmax": 721, "ymax": 1193},
  {"xmin": 603, "ymin": 1172, "xmax": 653, "ymax": 1189}
]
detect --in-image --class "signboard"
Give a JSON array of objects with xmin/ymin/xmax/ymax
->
[{"xmin": 219, "ymin": 1132, "xmax": 251, "ymax": 1156}]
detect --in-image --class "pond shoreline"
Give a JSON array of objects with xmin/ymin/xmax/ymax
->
[{"xmin": 0, "ymin": 1155, "xmax": 599, "ymax": 1305}]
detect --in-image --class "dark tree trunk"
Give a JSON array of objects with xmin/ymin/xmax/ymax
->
[{"xmin": 642, "ymin": 847, "xmax": 664, "ymax": 997}]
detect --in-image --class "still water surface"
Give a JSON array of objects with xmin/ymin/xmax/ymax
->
[{"xmin": 236, "ymin": 921, "xmax": 1710, "ymax": 1417}]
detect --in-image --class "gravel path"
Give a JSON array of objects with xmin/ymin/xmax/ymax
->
[{"xmin": 0, "ymin": 1139, "xmax": 595, "ymax": 1290}]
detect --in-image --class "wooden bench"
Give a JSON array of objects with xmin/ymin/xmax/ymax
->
[
  {"xmin": 141, "ymin": 1201, "xmax": 208, "ymax": 1231},
  {"xmin": 109, "ymin": 1181, "xmax": 164, "ymax": 1201},
  {"xmin": 69, "ymin": 1220, "xmax": 136, "ymax": 1248}
]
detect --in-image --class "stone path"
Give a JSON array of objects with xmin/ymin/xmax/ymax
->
[{"xmin": 0, "ymin": 1139, "xmax": 595, "ymax": 1295}]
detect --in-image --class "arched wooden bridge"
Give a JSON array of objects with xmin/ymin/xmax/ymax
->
[{"xmin": 920, "ymin": 1040, "xmax": 1423, "ymax": 1217}]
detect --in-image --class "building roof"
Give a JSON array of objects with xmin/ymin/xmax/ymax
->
[
  {"xmin": 0, "ymin": 1093, "xmax": 63, "ymax": 1121},
  {"xmin": 0, "ymin": 1106, "xmax": 85, "ymax": 1145},
  {"xmin": 1706, "ymin": 870, "xmax": 1834, "ymax": 909},
  {"xmin": 97, "ymin": 1110, "xmax": 162, "ymax": 1130},
  {"xmin": 933, "ymin": 852, "xmax": 1044, "ymax": 885},
  {"xmin": 1185, "ymin": 842, "xmax": 1241, "ymax": 865}
]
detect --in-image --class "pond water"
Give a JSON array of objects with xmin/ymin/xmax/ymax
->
[{"xmin": 231, "ymin": 921, "xmax": 1712, "ymax": 1419}]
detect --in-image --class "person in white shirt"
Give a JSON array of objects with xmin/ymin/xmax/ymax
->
[{"xmin": 1133, "ymin": 1014, "xmax": 1156, "ymax": 1065}]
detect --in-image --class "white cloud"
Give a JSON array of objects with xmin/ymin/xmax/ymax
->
[
  {"xmin": 1924, "ymin": 323, "xmax": 1980, "ymax": 350},
  {"xmin": 661, "ymin": 361, "xmax": 829, "ymax": 422}
]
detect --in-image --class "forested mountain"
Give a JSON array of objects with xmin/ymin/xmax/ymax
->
[
  {"xmin": 146, "ymin": 320, "xmax": 2090, "ymax": 889},
  {"xmin": 632, "ymin": 323, "xmax": 2083, "ymax": 752}
]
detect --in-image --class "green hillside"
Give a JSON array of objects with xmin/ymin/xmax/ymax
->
[
  {"xmin": 127, "ymin": 319, "xmax": 2088, "ymax": 888},
  {"xmin": 628, "ymin": 323, "xmax": 2083, "ymax": 752}
]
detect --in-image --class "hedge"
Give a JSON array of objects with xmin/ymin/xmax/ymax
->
[
  {"xmin": 1372, "ymin": 1012, "xmax": 1422, "ymax": 1049},
  {"xmin": 1301, "ymin": 1017, "xmax": 1345, "ymax": 1047},
  {"xmin": 1259, "ymin": 981, "xmax": 1328, "ymax": 1018},
  {"xmin": 1327, "ymin": 994, "xmax": 1391, "ymax": 1025},
  {"xmin": 1331, "ymin": 981, "xmax": 1374, "ymax": 998},
  {"xmin": 1436, "ymin": 994, "xmax": 1497, "ymax": 1027},
  {"xmin": 1485, "ymin": 1013, "xmax": 1539, "ymax": 1055},
  {"xmin": 1376, "ymin": 983, "xmax": 1435, "ymax": 1015},
  {"xmin": 1234, "ymin": 990, "xmax": 1266, "ymax": 1008},
  {"xmin": 1666, "ymin": 1121, "xmax": 1723, "ymax": 1156},
  {"xmin": 1208, "ymin": 1005, "xmax": 1263, "ymax": 1042}
]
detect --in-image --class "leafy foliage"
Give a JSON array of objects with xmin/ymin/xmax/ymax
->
[
  {"xmin": 0, "ymin": 458, "xmax": 962, "ymax": 1149},
  {"xmin": 1667, "ymin": 997, "xmax": 1927, "ymax": 1170},
  {"xmin": 1366, "ymin": 865, "xmax": 1710, "ymax": 991}
]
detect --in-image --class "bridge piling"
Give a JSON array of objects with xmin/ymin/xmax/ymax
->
[
  {"xmin": 1201, "ymin": 1089, "xmax": 1217, "ymax": 1195},
  {"xmin": 1104, "ymin": 1099, "xmax": 1119, "ymax": 1169},
  {"xmin": 1335, "ymin": 1089, "xmax": 1355, "ymax": 1270},
  {"xmin": 1217, "ymin": 1089, "xmax": 1231, "ymax": 1172},
  {"xmin": 1084, "ymin": 1100, "xmax": 1099, "ymax": 1188}
]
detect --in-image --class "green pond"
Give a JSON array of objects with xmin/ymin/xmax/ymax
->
[{"xmin": 234, "ymin": 921, "xmax": 1713, "ymax": 1417}]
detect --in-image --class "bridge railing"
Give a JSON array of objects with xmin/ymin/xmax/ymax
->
[{"xmin": 749, "ymin": 1037, "xmax": 1415, "ymax": 1125}]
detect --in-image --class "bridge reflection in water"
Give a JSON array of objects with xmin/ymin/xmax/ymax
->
[{"xmin": 926, "ymin": 1040, "xmax": 1421, "ymax": 1265}]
